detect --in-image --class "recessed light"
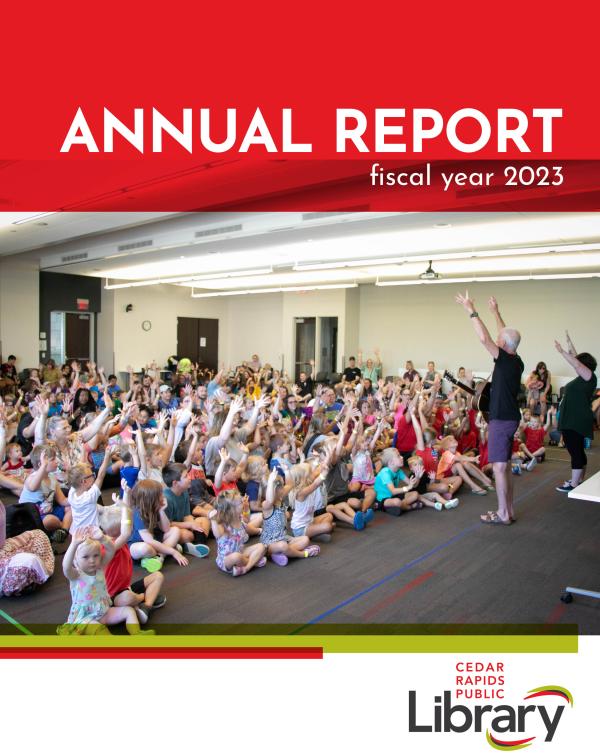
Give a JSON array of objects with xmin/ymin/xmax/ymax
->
[{"xmin": 434, "ymin": 223, "xmax": 452, "ymax": 228}]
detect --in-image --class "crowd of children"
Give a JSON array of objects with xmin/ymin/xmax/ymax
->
[{"xmin": 0, "ymin": 353, "xmax": 577, "ymax": 628}]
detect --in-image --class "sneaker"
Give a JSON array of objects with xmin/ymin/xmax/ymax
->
[
  {"xmin": 444, "ymin": 498, "xmax": 459, "ymax": 510},
  {"xmin": 434, "ymin": 502, "xmax": 443, "ymax": 511},
  {"xmin": 353, "ymin": 510, "xmax": 365, "ymax": 530},
  {"xmin": 511, "ymin": 464, "xmax": 522, "ymax": 475},
  {"xmin": 526, "ymin": 457, "xmax": 538, "ymax": 472},
  {"xmin": 303, "ymin": 545, "xmax": 320, "ymax": 557},
  {"xmin": 136, "ymin": 604, "xmax": 150, "ymax": 625},
  {"xmin": 271, "ymin": 552, "xmax": 288, "ymax": 567},
  {"xmin": 363, "ymin": 508, "xmax": 375, "ymax": 524},
  {"xmin": 184, "ymin": 543, "xmax": 210, "ymax": 558},
  {"xmin": 556, "ymin": 482, "xmax": 575, "ymax": 493},
  {"xmin": 141, "ymin": 556, "xmax": 164, "ymax": 573},
  {"xmin": 50, "ymin": 529, "xmax": 68, "ymax": 544},
  {"xmin": 150, "ymin": 594, "xmax": 167, "ymax": 611}
]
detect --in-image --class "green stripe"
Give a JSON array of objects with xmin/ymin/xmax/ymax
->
[
  {"xmin": 0, "ymin": 634, "xmax": 578, "ymax": 653},
  {"xmin": 0, "ymin": 609, "xmax": 34, "ymax": 636}
]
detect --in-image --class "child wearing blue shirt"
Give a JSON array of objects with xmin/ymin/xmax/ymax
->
[{"xmin": 374, "ymin": 448, "xmax": 420, "ymax": 516}]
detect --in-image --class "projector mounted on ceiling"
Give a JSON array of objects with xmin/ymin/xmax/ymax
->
[{"xmin": 419, "ymin": 260, "xmax": 441, "ymax": 280}]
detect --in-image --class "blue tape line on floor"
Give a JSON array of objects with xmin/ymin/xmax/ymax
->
[{"xmin": 301, "ymin": 472, "xmax": 561, "ymax": 628}]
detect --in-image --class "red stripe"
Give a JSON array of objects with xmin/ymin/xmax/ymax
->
[
  {"xmin": 490, "ymin": 733, "xmax": 536, "ymax": 747},
  {"xmin": 524, "ymin": 690, "xmax": 568, "ymax": 702},
  {"xmin": 0, "ymin": 646, "xmax": 322, "ymax": 660},
  {"xmin": 362, "ymin": 571, "xmax": 434, "ymax": 620},
  {"xmin": 543, "ymin": 604, "xmax": 567, "ymax": 628}
]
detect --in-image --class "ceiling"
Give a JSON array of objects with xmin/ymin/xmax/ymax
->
[
  {"xmin": 2, "ymin": 211, "xmax": 600, "ymax": 294},
  {"xmin": 0, "ymin": 212, "xmax": 178, "ymax": 256}
]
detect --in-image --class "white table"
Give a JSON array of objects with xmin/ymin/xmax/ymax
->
[{"xmin": 561, "ymin": 472, "xmax": 600, "ymax": 603}]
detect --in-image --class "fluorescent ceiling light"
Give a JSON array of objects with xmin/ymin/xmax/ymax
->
[
  {"xmin": 191, "ymin": 283, "xmax": 358, "ymax": 298},
  {"xmin": 104, "ymin": 267, "xmax": 273, "ymax": 289},
  {"xmin": 294, "ymin": 243, "xmax": 600, "ymax": 272},
  {"xmin": 11, "ymin": 212, "xmax": 57, "ymax": 225},
  {"xmin": 376, "ymin": 272, "xmax": 600, "ymax": 286}
]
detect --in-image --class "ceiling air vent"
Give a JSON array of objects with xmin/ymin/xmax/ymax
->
[
  {"xmin": 60, "ymin": 252, "xmax": 89, "ymax": 263},
  {"xmin": 117, "ymin": 239, "xmax": 154, "ymax": 252},
  {"xmin": 195, "ymin": 224, "xmax": 243, "ymax": 238}
]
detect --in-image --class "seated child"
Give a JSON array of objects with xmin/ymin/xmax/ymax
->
[
  {"xmin": 209, "ymin": 491, "xmax": 267, "ymax": 577},
  {"xmin": 260, "ymin": 467, "xmax": 320, "ymax": 566},
  {"xmin": 287, "ymin": 461, "xmax": 335, "ymax": 540},
  {"xmin": 406, "ymin": 455, "xmax": 459, "ymax": 510},
  {"xmin": 373, "ymin": 447, "xmax": 421, "ymax": 515},
  {"xmin": 19, "ymin": 444, "xmax": 71, "ymax": 542},
  {"xmin": 58, "ymin": 525, "xmax": 154, "ymax": 636},
  {"xmin": 436, "ymin": 435, "xmax": 492, "ymax": 495},
  {"xmin": 1, "ymin": 442, "xmax": 28, "ymax": 480},
  {"xmin": 67, "ymin": 447, "xmax": 112, "ymax": 533},
  {"xmin": 162, "ymin": 463, "xmax": 210, "ymax": 558},
  {"xmin": 99, "ymin": 483, "xmax": 166, "ymax": 624},
  {"xmin": 128, "ymin": 479, "xmax": 189, "ymax": 572},
  {"xmin": 518, "ymin": 409, "xmax": 554, "ymax": 471}
]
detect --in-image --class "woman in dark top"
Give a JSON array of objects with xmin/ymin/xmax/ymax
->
[
  {"xmin": 554, "ymin": 332, "xmax": 597, "ymax": 493},
  {"xmin": 70, "ymin": 387, "xmax": 97, "ymax": 429}
]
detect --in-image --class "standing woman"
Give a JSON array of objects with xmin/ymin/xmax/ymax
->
[{"xmin": 554, "ymin": 332, "xmax": 597, "ymax": 492}]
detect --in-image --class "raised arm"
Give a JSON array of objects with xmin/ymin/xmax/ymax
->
[
  {"xmin": 488, "ymin": 296, "xmax": 506, "ymax": 334},
  {"xmin": 263, "ymin": 466, "xmax": 279, "ymax": 516},
  {"xmin": 455, "ymin": 290, "xmax": 499, "ymax": 359},
  {"xmin": 94, "ymin": 446, "xmax": 113, "ymax": 489},
  {"xmin": 216, "ymin": 396, "xmax": 244, "ymax": 448},
  {"xmin": 410, "ymin": 407, "xmax": 425, "ymax": 451},
  {"xmin": 554, "ymin": 340, "xmax": 593, "ymax": 381},
  {"xmin": 242, "ymin": 395, "xmax": 270, "ymax": 436}
]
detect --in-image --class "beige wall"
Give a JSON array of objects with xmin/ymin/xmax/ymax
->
[
  {"xmin": 112, "ymin": 286, "xmax": 228, "ymax": 372},
  {"xmin": 0, "ymin": 256, "xmax": 39, "ymax": 367},
  {"xmin": 358, "ymin": 279, "xmax": 600, "ymax": 385},
  {"xmin": 223, "ymin": 293, "xmax": 284, "ymax": 371}
]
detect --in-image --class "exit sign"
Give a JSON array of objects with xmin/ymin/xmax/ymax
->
[{"xmin": 77, "ymin": 298, "xmax": 89, "ymax": 311}]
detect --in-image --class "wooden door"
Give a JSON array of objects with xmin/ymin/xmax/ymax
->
[
  {"xmin": 177, "ymin": 317, "xmax": 219, "ymax": 370},
  {"xmin": 65, "ymin": 313, "xmax": 91, "ymax": 361},
  {"xmin": 197, "ymin": 318, "xmax": 219, "ymax": 371}
]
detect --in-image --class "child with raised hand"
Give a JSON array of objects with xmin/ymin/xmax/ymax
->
[
  {"xmin": 213, "ymin": 444, "xmax": 249, "ymax": 496},
  {"xmin": 67, "ymin": 446, "xmax": 112, "ymax": 533},
  {"xmin": 261, "ymin": 467, "xmax": 320, "ymax": 566},
  {"xmin": 58, "ymin": 525, "xmax": 154, "ymax": 636},
  {"xmin": 411, "ymin": 407, "xmax": 463, "ymax": 500},
  {"xmin": 19, "ymin": 445, "xmax": 71, "ymax": 542},
  {"xmin": 287, "ymin": 460, "xmax": 335, "ymax": 540},
  {"xmin": 373, "ymin": 447, "xmax": 421, "ymax": 515},
  {"xmin": 348, "ymin": 417, "xmax": 383, "ymax": 501},
  {"xmin": 162, "ymin": 463, "xmax": 210, "ymax": 559},
  {"xmin": 209, "ymin": 491, "xmax": 267, "ymax": 577},
  {"xmin": 128, "ymin": 479, "xmax": 188, "ymax": 572},
  {"xmin": 406, "ymin": 456, "xmax": 459, "ymax": 511},
  {"xmin": 100, "ymin": 481, "xmax": 166, "ymax": 625}
]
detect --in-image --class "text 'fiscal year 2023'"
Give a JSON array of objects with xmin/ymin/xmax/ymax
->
[{"xmin": 369, "ymin": 163, "xmax": 564, "ymax": 191}]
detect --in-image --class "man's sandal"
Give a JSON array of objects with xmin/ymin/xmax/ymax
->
[{"xmin": 480, "ymin": 511, "xmax": 512, "ymax": 526}]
